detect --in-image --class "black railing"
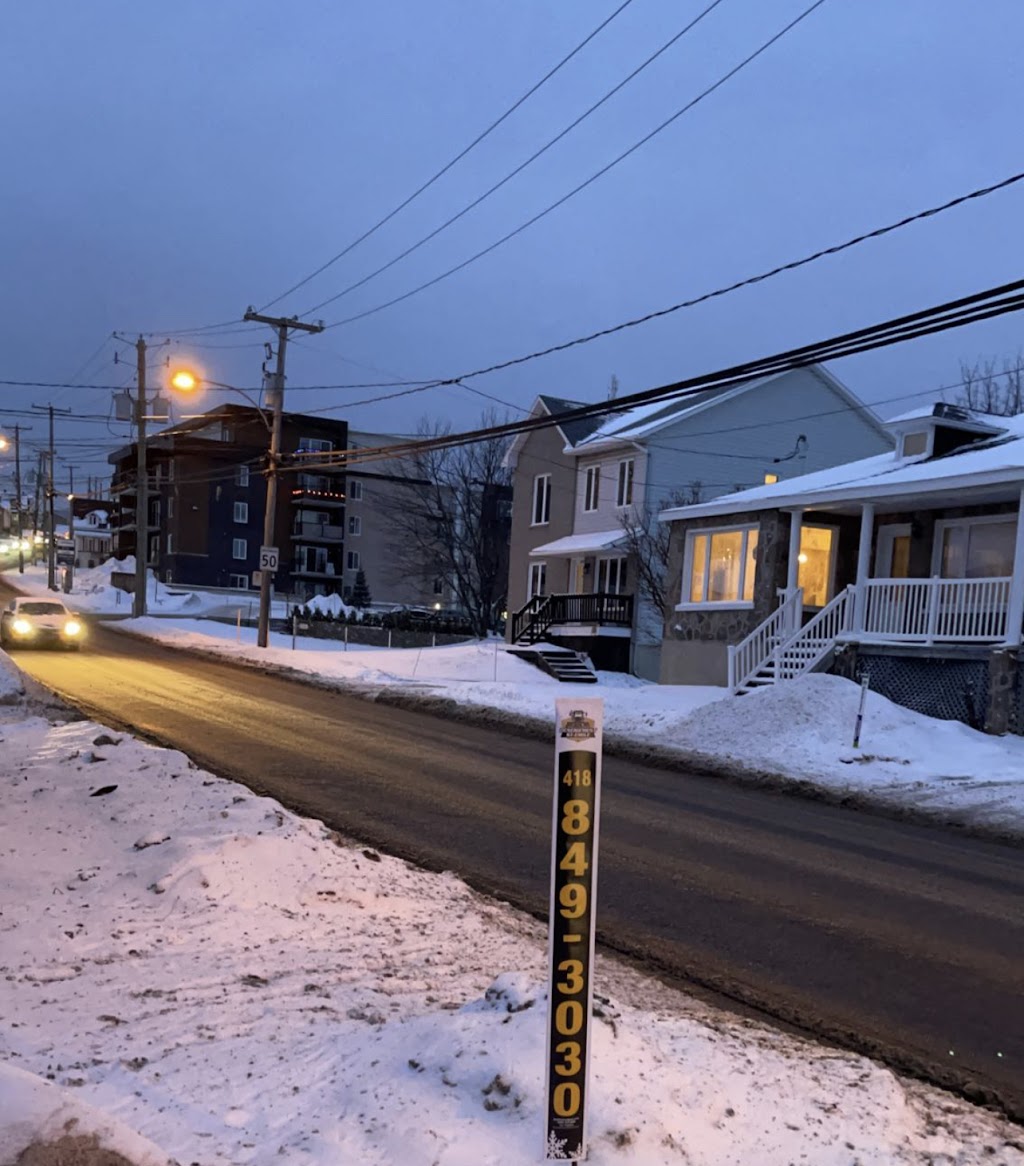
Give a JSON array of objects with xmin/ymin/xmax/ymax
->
[{"xmin": 511, "ymin": 592, "xmax": 634, "ymax": 644}]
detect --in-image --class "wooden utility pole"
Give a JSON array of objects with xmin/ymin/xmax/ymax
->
[
  {"xmin": 242, "ymin": 310, "xmax": 324, "ymax": 648},
  {"xmin": 31, "ymin": 452, "xmax": 44, "ymax": 563},
  {"xmin": 134, "ymin": 337, "xmax": 148, "ymax": 618},
  {"xmin": 32, "ymin": 404, "xmax": 72, "ymax": 590},
  {"xmin": 13, "ymin": 424, "xmax": 27, "ymax": 574}
]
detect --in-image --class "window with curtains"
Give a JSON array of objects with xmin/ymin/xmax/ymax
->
[{"xmin": 682, "ymin": 525, "xmax": 759, "ymax": 606}]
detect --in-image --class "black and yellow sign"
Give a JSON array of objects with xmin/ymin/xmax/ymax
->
[{"xmin": 545, "ymin": 698, "xmax": 603, "ymax": 1161}]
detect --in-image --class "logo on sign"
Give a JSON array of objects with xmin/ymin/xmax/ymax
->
[{"xmin": 559, "ymin": 710, "xmax": 595, "ymax": 741}]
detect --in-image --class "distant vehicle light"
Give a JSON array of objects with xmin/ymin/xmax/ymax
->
[
  {"xmin": 64, "ymin": 620, "xmax": 82, "ymax": 637},
  {"xmin": 11, "ymin": 618, "xmax": 33, "ymax": 635}
]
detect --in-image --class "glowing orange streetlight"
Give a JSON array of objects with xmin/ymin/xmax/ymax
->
[{"xmin": 170, "ymin": 369, "xmax": 198, "ymax": 393}]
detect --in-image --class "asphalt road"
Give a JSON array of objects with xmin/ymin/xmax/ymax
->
[{"xmin": 6, "ymin": 606, "xmax": 1024, "ymax": 1120}]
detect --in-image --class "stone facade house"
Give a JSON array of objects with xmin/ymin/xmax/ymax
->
[
  {"xmin": 506, "ymin": 366, "xmax": 891, "ymax": 679},
  {"xmin": 659, "ymin": 403, "xmax": 1024, "ymax": 734}
]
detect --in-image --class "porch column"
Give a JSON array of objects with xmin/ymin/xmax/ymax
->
[
  {"xmin": 785, "ymin": 509, "xmax": 802, "ymax": 594},
  {"xmin": 852, "ymin": 502, "xmax": 875, "ymax": 633},
  {"xmin": 1004, "ymin": 486, "xmax": 1024, "ymax": 646}
]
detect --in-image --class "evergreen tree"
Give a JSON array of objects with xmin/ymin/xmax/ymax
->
[{"xmin": 351, "ymin": 568, "xmax": 372, "ymax": 608}]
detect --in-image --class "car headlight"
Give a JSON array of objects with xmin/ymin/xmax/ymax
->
[
  {"xmin": 11, "ymin": 618, "xmax": 33, "ymax": 635},
  {"xmin": 63, "ymin": 620, "xmax": 82, "ymax": 637}
]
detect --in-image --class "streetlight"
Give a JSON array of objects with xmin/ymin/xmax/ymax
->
[{"xmin": 170, "ymin": 369, "xmax": 278, "ymax": 648}]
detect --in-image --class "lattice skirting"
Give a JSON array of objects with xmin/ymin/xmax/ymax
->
[{"xmin": 831, "ymin": 647, "xmax": 1023, "ymax": 735}]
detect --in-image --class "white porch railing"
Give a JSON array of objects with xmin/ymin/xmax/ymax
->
[
  {"xmin": 861, "ymin": 577, "xmax": 1012, "ymax": 643},
  {"xmin": 727, "ymin": 589, "xmax": 802, "ymax": 694}
]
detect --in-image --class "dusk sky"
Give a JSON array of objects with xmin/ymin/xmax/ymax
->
[{"xmin": 2, "ymin": 0, "xmax": 1023, "ymax": 486}]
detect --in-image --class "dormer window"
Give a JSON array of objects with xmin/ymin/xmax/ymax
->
[{"xmin": 900, "ymin": 430, "xmax": 930, "ymax": 458}]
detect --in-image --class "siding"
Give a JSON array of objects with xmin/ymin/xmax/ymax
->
[
  {"xmin": 572, "ymin": 449, "xmax": 649, "ymax": 536},
  {"xmin": 506, "ymin": 417, "xmax": 577, "ymax": 619}
]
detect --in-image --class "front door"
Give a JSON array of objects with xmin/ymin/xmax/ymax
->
[
  {"xmin": 569, "ymin": 557, "xmax": 587, "ymax": 594},
  {"xmin": 875, "ymin": 523, "xmax": 912, "ymax": 578}
]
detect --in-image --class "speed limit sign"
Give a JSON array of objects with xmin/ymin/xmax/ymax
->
[{"xmin": 259, "ymin": 546, "xmax": 279, "ymax": 572}]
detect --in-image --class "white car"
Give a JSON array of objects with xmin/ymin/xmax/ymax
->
[{"xmin": 0, "ymin": 597, "xmax": 85, "ymax": 651}]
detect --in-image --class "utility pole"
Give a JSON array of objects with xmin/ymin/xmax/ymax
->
[
  {"xmin": 242, "ymin": 310, "xmax": 324, "ymax": 648},
  {"xmin": 134, "ymin": 337, "xmax": 148, "ymax": 618},
  {"xmin": 32, "ymin": 452, "xmax": 44, "ymax": 564},
  {"xmin": 32, "ymin": 404, "xmax": 72, "ymax": 590},
  {"xmin": 13, "ymin": 424, "xmax": 27, "ymax": 574},
  {"xmin": 66, "ymin": 465, "xmax": 77, "ymax": 590}
]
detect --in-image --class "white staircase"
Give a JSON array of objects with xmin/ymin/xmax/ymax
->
[{"xmin": 728, "ymin": 587, "xmax": 855, "ymax": 695}]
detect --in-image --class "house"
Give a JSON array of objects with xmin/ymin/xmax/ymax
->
[
  {"xmin": 72, "ymin": 504, "xmax": 112, "ymax": 569},
  {"xmin": 507, "ymin": 367, "xmax": 892, "ymax": 679},
  {"xmin": 108, "ymin": 405, "xmax": 348, "ymax": 599},
  {"xmin": 658, "ymin": 402, "xmax": 1024, "ymax": 734}
]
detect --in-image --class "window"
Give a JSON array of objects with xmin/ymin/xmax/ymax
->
[
  {"xmin": 229, "ymin": 573, "xmax": 249, "ymax": 590},
  {"xmin": 232, "ymin": 538, "xmax": 247, "ymax": 560},
  {"xmin": 596, "ymin": 556, "xmax": 628, "ymax": 594},
  {"xmin": 348, "ymin": 479, "xmax": 363, "ymax": 501},
  {"xmin": 616, "ymin": 459, "xmax": 634, "ymax": 507},
  {"xmin": 532, "ymin": 474, "xmax": 551, "ymax": 525},
  {"xmin": 764, "ymin": 472, "xmax": 779, "ymax": 485},
  {"xmin": 235, "ymin": 465, "xmax": 250, "ymax": 487},
  {"xmin": 233, "ymin": 501, "xmax": 249, "ymax": 523},
  {"xmin": 346, "ymin": 550, "xmax": 360, "ymax": 571},
  {"xmin": 299, "ymin": 437, "xmax": 333, "ymax": 453},
  {"xmin": 683, "ymin": 525, "xmax": 759, "ymax": 606},
  {"xmin": 166, "ymin": 533, "xmax": 174, "ymax": 554},
  {"xmin": 797, "ymin": 526, "xmax": 836, "ymax": 607},
  {"xmin": 167, "ymin": 496, "xmax": 175, "ymax": 519},
  {"xmin": 901, "ymin": 431, "xmax": 930, "ymax": 458},
  {"xmin": 936, "ymin": 516, "xmax": 1016, "ymax": 578},
  {"xmin": 528, "ymin": 561, "xmax": 547, "ymax": 598},
  {"xmin": 348, "ymin": 515, "xmax": 361, "ymax": 536},
  {"xmin": 433, "ymin": 577, "xmax": 445, "ymax": 595},
  {"xmin": 583, "ymin": 466, "xmax": 600, "ymax": 511}
]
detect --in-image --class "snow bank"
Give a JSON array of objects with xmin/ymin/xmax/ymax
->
[{"xmin": 0, "ymin": 1063, "xmax": 173, "ymax": 1166}]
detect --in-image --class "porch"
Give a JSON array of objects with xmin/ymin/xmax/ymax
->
[{"xmin": 727, "ymin": 487, "xmax": 1024, "ymax": 697}]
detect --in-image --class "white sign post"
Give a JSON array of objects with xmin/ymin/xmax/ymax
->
[
  {"xmin": 544, "ymin": 697, "xmax": 603, "ymax": 1161},
  {"xmin": 259, "ymin": 545, "xmax": 279, "ymax": 573}
]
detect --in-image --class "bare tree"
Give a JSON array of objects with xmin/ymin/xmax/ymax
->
[
  {"xmin": 386, "ymin": 413, "xmax": 512, "ymax": 636},
  {"xmin": 617, "ymin": 488, "xmax": 695, "ymax": 619},
  {"xmin": 951, "ymin": 354, "xmax": 1024, "ymax": 416}
]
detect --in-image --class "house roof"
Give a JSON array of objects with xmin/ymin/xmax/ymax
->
[
  {"xmin": 571, "ymin": 364, "xmax": 887, "ymax": 454},
  {"xmin": 528, "ymin": 529, "xmax": 627, "ymax": 557},
  {"xmin": 659, "ymin": 410, "xmax": 1024, "ymax": 522},
  {"xmin": 503, "ymin": 395, "xmax": 604, "ymax": 468}
]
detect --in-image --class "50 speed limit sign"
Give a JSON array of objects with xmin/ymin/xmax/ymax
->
[{"xmin": 544, "ymin": 697, "xmax": 603, "ymax": 1161}]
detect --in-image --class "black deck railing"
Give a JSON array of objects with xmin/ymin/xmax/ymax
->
[{"xmin": 511, "ymin": 592, "xmax": 634, "ymax": 644}]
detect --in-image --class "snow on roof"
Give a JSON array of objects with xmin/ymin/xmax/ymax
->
[
  {"xmin": 574, "ymin": 383, "xmax": 748, "ymax": 448},
  {"xmin": 528, "ymin": 529, "xmax": 627, "ymax": 557},
  {"xmin": 660, "ymin": 413, "xmax": 1024, "ymax": 521}
]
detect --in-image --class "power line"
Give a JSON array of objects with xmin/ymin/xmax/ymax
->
[
  {"xmin": 324, "ymin": 0, "xmax": 831, "ymax": 330},
  {"xmin": 257, "ymin": 0, "xmax": 637, "ymax": 314},
  {"xmin": 288, "ymin": 277, "xmax": 1024, "ymax": 472},
  {"xmin": 298, "ymin": 0, "xmax": 728, "ymax": 317}
]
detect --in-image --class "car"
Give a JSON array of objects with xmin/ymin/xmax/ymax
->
[{"xmin": 0, "ymin": 597, "xmax": 85, "ymax": 651}]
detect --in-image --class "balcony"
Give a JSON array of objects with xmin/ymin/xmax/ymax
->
[
  {"xmin": 291, "ymin": 474, "xmax": 345, "ymax": 506},
  {"xmin": 292, "ymin": 520, "xmax": 345, "ymax": 542}
]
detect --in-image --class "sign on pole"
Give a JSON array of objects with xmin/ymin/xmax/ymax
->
[
  {"xmin": 259, "ymin": 545, "xmax": 279, "ymax": 573},
  {"xmin": 544, "ymin": 697, "xmax": 603, "ymax": 1161}
]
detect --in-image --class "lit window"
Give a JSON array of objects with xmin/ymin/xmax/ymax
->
[
  {"xmin": 583, "ymin": 466, "xmax": 600, "ymax": 511},
  {"xmin": 684, "ymin": 526, "xmax": 759, "ymax": 605},
  {"xmin": 532, "ymin": 475, "xmax": 551, "ymax": 525},
  {"xmin": 764, "ymin": 472, "xmax": 779, "ymax": 485},
  {"xmin": 797, "ymin": 526, "xmax": 835, "ymax": 607},
  {"xmin": 616, "ymin": 459, "xmax": 634, "ymax": 507}
]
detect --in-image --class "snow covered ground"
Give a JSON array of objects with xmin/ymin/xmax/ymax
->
[{"xmin": 1, "ymin": 653, "xmax": 1021, "ymax": 1166}]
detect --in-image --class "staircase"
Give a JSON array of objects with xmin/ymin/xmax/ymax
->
[
  {"xmin": 728, "ymin": 586, "xmax": 855, "ymax": 695},
  {"xmin": 507, "ymin": 646, "xmax": 599, "ymax": 683}
]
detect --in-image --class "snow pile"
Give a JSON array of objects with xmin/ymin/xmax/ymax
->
[
  {"xmin": 0, "ymin": 684, "xmax": 1021, "ymax": 1164},
  {"xmin": 675, "ymin": 673, "xmax": 1024, "ymax": 829},
  {"xmin": 301, "ymin": 592, "xmax": 357, "ymax": 619},
  {"xmin": 0, "ymin": 1062, "xmax": 173, "ymax": 1166},
  {"xmin": 17, "ymin": 561, "xmax": 210, "ymax": 616}
]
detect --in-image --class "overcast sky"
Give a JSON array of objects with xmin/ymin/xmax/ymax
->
[{"xmin": 2, "ymin": 0, "xmax": 1023, "ymax": 486}]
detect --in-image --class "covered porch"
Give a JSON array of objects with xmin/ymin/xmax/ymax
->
[{"xmin": 729, "ymin": 484, "xmax": 1024, "ymax": 697}]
